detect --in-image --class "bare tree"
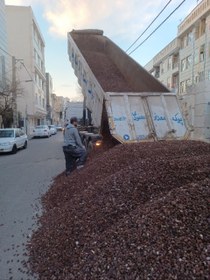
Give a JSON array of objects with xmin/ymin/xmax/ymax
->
[{"xmin": 0, "ymin": 79, "xmax": 23, "ymax": 128}]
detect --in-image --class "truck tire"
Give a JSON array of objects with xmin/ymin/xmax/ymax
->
[
  {"xmin": 83, "ymin": 139, "xmax": 88, "ymax": 150},
  {"xmin": 87, "ymin": 140, "xmax": 93, "ymax": 153}
]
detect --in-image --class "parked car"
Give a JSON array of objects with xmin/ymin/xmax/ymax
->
[
  {"xmin": 33, "ymin": 125, "xmax": 50, "ymax": 138},
  {"xmin": 49, "ymin": 125, "xmax": 57, "ymax": 135},
  {"xmin": 0, "ymin": 128, "xmax": 28, "ymax": 154},
  {"xmin": 56, "ymin": 125, "xmax": 63, "ymax": 131}
]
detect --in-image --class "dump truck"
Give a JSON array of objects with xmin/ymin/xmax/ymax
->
[{"xmin": 67, "ymin": 29, "xmax": 187, "ymax": 148}]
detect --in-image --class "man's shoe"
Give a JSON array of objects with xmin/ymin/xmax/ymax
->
[{"xmin": 77, "ymin": 165, "xmax": 84, "ymax": 170}]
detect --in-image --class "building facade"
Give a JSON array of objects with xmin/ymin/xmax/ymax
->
[
  {"xmin": 145, "ymin": 0, "xmax": 210, "ymax": 95},
  {"xmin": 0, "ymin": 0, "xmax": 10, "ymax": 127},
  {"xmin": 46, "ymin": 72, "xmax": 53, "ymax": 124},
  {"xmin": 0, "ymin": 0, "xmax": 8, "ymax": 89},
  {"xmin": 5, "ymin": 5, "xmax": 47, "ymax": 134},
  {"xmin": 51, "ymin": 94, "xmax": 65, "ymax": 125},
  {"xmin": 145, "ymin": 0, "xmax": 210, "ymax": 142},
  {"xmin": 145, "ymin": 38, "xmax": 180, "ymax": 93},
  {"xmin": 65, "ymin": 101, "xmax": 83, "ymax": 122},
  {"xmin": 178, "ymin": 0, "xmax": 210, "ymax": 94}
]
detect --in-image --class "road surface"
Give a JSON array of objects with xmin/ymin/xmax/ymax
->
[{"xmin": 0, "ymin": 132, "xmax": 64, "ymax": 279}]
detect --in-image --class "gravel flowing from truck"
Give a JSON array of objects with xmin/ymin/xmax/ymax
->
[{"xmin": 26, "ymin": 141, "xmax": 210, "ymax": 279}]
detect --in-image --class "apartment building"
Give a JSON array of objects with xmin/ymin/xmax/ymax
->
[
  {"xmin": 46, "ymin": 72, "xmax": 53, "ymax": 124},
  {"xmin": 178, "ymin": 0, "xmax": 210, "ymax": 94},
  {"xmin": 145, "ymin": 0, "xmax": 210, "ymax": 141},
  {"xmin": 145, "ymin": 0, "xmax": 210, "ymax": 95},
  {"xmin": 0, "ymin": 0, "xmax": 11, "ymax": 127},
  {"xmin": 0, "ymin": 0, "xmax": 8, "ymax": 88},
  {"xmin": 5, "ymin": 5, "xmax": 47, "ymax": 134},
  {"xmin": 51, "ymin": 94, "xmax": 65, "ymax": 125}
]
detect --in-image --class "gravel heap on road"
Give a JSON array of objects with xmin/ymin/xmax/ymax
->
[{"xmin": 27, "ymin": 141, "xmax": 210, "ymax": 280}]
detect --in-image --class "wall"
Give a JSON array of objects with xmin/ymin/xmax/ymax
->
[{"xmin": 180, "ymin": 80, "xmax": 210, "ymax": 142}]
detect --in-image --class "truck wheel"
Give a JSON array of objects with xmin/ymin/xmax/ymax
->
[
  {"xmin": 87, "ymin": 141, "xmax": 93, "ymax": 153},
  {"xmin": 83, "ymin": 139, "xmax": 88, "ymax": 150}
]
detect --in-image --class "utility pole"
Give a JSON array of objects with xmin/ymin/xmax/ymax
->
[{"xmin": 12, "ymin": 56, "xmax": 17, "ymax": 127}]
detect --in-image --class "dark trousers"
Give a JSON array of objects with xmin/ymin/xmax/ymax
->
[{"xmin": 63, "ymin": 145, "xmax": 87, "ymax": 172}]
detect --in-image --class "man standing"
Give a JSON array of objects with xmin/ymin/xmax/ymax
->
[{"xmin": 63, "ymin": 117, "xmax": 87, "ymax": 176}]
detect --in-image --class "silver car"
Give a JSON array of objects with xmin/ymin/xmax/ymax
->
[
  {"xmin": 49, "ymin": 125, "xmax": 57, "ymax": 135},
  {"xmin": 33, "ymin": 125, "xmax": 51, "ymax": 138},
  {"xmin": 0, "ymin": 128, "xmax": 28, "ymax": 154}
]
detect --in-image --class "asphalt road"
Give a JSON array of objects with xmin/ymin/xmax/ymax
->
[{"xmin": 0, "ymin": 132, "xmax": 64, "ymax": 280}]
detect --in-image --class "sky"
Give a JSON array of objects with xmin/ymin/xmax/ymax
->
[{"xmin": 5, "ymin": 0, "xmax": 200, "ymax": 100}]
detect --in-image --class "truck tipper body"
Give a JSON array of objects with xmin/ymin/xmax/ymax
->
[{"xmin": 67, "ymin": 29, "xmax": 187, "ymax": 144}]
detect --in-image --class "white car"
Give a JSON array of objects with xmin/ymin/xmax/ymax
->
[
  {"xmin": 56, "ymin": 125, "xmax": 63, "ymax": 131},
  {"xmin": 49, "ymin": 125, "xmax": 57, "ymax": 135},
  {"xmin": 0, "ymin": 128, "xmax": 28, "ymax": 154},
  {"xmin": 33, "ymin": 125, "xmax": 50, "ymax": 138}
]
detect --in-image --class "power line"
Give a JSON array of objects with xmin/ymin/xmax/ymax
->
[
  {"xmin": 126, "ymin": 0, "xmax": 173, "ymax": 53},
  {"xmin": 128, "ymin": 0, "xmax": 186, "ymax": 55},
  {"xmin": 0, "ymin": 46, "xmax": 14, "ymax": 57},
  {"xmin": 0, "ymin": 46, "xmax": 45, "ymax": 96},
  {"xmin": 0, "ymin": 46, "xmax": 34, "ymax": 81},
  {"xmin": 20, "ymin": 61, "xmax": 34, "ymax": 82}
]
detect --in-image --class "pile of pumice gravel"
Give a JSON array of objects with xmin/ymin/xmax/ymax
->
[{"xmin": 26, "ymin": 141, "xmax": 210, "ymax": 280}]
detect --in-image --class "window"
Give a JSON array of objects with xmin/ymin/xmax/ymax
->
[
  {"xmin": 195, "ymin": 18, "xmax": 206, "ymax": 40},
  {"xmin": 39, "ymin": 77, "xmax": 42, "ymax": 88},
  {"xmin": 172, "ymin": 54, "xmax": 179, "ymax": 69},
  {"xmin": 34, "ymin": 49, "xmax": 37, "ymax": 60},
  {"xmin": 35, "ymin": 72, "xmax": 39, "ymax": 84},
  {"xmin": 186, "ymin": 55, "xmax": 192, "ymax": 69},
  {"xmin": 168, "ymin": 56, "xmax": 172, "ymax": 70},
  {"xmin": 200, "ymin": 18, "xmax": 206, "ymax": 36},
  {"xmin": 163, "ymin": 60, "xmax": 167, "ymax": 73},
  {"xmin": 180, "ymin": 81, "xmax": 186, "ymax": 94},
  {"xmin": 37, "ymin": 56, "xmax": 41, "ymax": 68},
  {"xmin": 181, "ymin": 36, "xmax": 187, "ymax": 48},
  {"xmin": 15, "ymin": 130, "xmax": 20, "ymax": 138},
  {"xmin": 199, "ymin": 71, "xmax": 204, "ymax": 81},
  {"xmin": 194, "ymin": 48, "xmax": 199, "ymax": 64},
  {"xmin": 154, "ymin": 66, "xmax": 160, "ymax": 78},
  {"xmin": 195, "ymin": 24, "xmax": 199, "ymax": 40},
  {"xmin": 181, "ymin": 32, "xmax": 193, "ymax": 47},
  {"xmin": 83, "ymin": 70, "xmax": 87, "ymax": 84},
  {"xmin": 172, "ymin": 75, "xmax": 178, "ymax": 88},
  {"xmin": 75, "ymin": 54, "xmax": 78, "ymax": 66},
  {"xmin": 180, "ymin": 79, "xmax": 191, "ymax": 94},
  {"xmin": 78, "ymin": 61, "xmax": 81, "ymax": 72},
  {"xmin": 187, "ymin": 31, "xmax": 193, "ymax": 45},
  {"xmin": 160, "ymin": 62, "xmax": 164, "ymax": 74},
  {"xmin": 200, "ymin": 45, "xmax": 205, "ymax": 62},
  {"xmin": 167, "ymin": 77, "xmax": 171, "ymax": 88},
  {"xmin": 208, "ymin": 70, "xmax": 210, "ymax": 80},
  {"xmin": 194, "ymin": 73, "xmax": 199, "ymax": 84},
  {"xmin": 186, "ymin": 79, "xmax": 192, "ymax": 87},
  {"xmin": 181, "ymin": 58, "xmax": 186, "ymax": 71}
]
